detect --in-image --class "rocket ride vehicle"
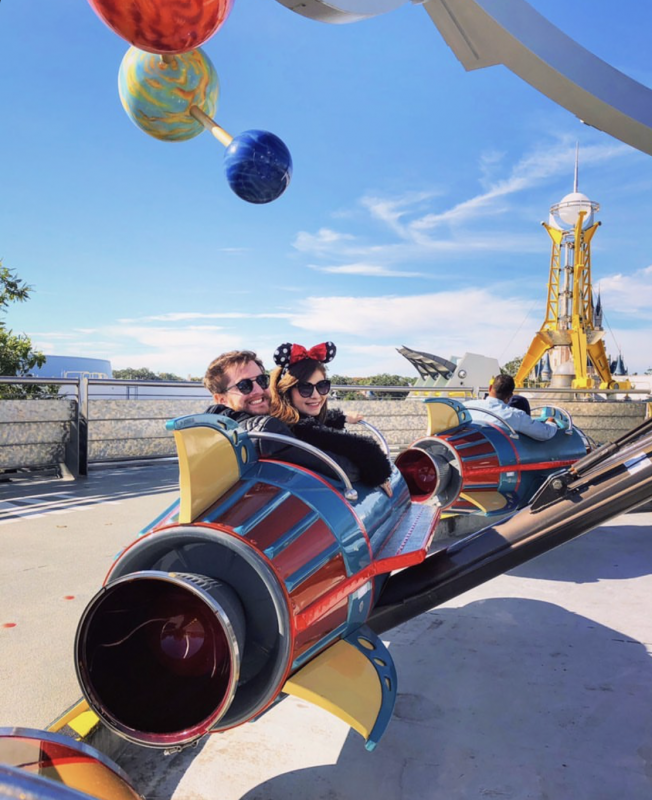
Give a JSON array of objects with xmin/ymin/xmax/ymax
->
[
  {"xmin": 2, "ymin": 410, "xmax": 652, "ymax": 800},
  {"xmin": 397, "ymin": 397, "xmax": 592, "ymax": 534}
]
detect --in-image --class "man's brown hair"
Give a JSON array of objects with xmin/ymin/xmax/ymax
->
[
  {"xmin": 491, "ymin": 373, "xmax": 515, "ymax": 402},
  {"xmin": 204, "ymin": 350, "xmax": 265, "ymax": 396}
]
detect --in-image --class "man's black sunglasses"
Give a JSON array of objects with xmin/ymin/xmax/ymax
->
[
  {"xmin": 296, "ymin": 379, "xmax": 331, "ymax": 398},
  {"xmin": 225, "ymin": 373, "xmax": 270, "ymax": 395}
]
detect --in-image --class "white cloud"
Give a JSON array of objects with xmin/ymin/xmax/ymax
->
[
  {"xmin": 409, "ymin": 140, "xmax": 630, "ymax": 234},
  {"xmin": 293, "ymin": 228, "xmax": 355, "ymax": 253},
  {"xmin": 27, "ymin": 331, "xmax": 79, "ymax": 340},
  {"xmin": 309, "ymin": 263, "xmax": 427, "ymax": 278},
  {"xmin": 599, "ymin": 265, "xmax": 652, "ymax": 313},
  {"xmin": 291, "ymin": 137, "xmax": 634, "ymax": 265},
  {"xmin": 119, "ymin": 312, "xmax": 292, "ymax": 323},
  {"xmin": 287, "ymin": 288, "xmax": 529, "ymax": 360}
]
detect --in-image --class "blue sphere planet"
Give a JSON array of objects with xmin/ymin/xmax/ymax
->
[{"xmin": 224, "ymin": 130, "xmax": 292, "ymax": 204}]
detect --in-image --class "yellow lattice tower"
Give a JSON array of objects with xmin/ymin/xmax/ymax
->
[{"xmin": 515, "ymin": 165, "xmax": 630, "ymax": 390}]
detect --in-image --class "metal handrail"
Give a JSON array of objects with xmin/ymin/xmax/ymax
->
[
  {"xmin": 247, "ymin": 431, "xmax": 358, "ymax": 502},
  {"xmin": 0, "ymin": 377, "xmax": 79, "ymax": 386},
  {"xmin": 531, "ymin": 405, "xmax": 574, "ymax": 435},
  {"xmin": 1, "ymin": 376, "xmax": 649, "ymax": 397},
  {"xmin": 464, "ymin": 405, "xmax": 519, "ymax": 439},
  {"xmin": 356, "ymin": 420, "xmax": 391, "ymax": 457}
]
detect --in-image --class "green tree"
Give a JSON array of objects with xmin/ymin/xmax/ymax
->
[
  {"xmin": 113, "ymin": 368, "xmax": 186, "ymax": 382},
  {"xmin": 1, "ymin": 263, "xmax": 31, "ymax": 312},
  {"xmin": 330, "ymin": 373, "xmax": 415, "ymax": 400},
  {"xmin": 0, "ymin": 261, "xmax": 47, "ymax": 398},
  {"xmin": 363, "ymin": 373, "xmax": 414, "ymax": 400},
  {"xmin": 330, "ymin": 374, "xmax": 358, "ymax": 401},
  {"xmin": 113, "ymin": 367, "xmax": 160, "ymax": 381},
  {"xmin": 501, "ymin": 356, "xmax": 524, "ymax": 376}
]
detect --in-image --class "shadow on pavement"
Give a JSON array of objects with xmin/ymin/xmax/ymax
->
[
  {"xmin": 104, "ymin": 596, "xmax": 652, "ymax": 799},
  {"xmin": 508, "ymin": 521, "xmax": 652, "ymax": 583},
  {"xmin": 0, "ymin": 462, "xmax": 179, "ymax": 506},
  {"xmin": 237, "ymin": 598, "xmax": 652, "ymax": 800}
]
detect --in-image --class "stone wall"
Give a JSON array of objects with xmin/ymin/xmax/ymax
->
[
  {"xmin": 543, "ymin": 401, "xmax": 647, "ymax": 446},
  {"xmin": 2, "ymin": 397, "xmax": 649, "ymax": 474},
  {"xmin": 0, "ymin": 400, "xmax": 76, "ymax": 470},
  {"xmin": 332, "ymin": 399, "xmax": 648, "ymax": 450},
  {"xmin": 88, "ymin": 399, "xmax": 208, "ymax": 461}
]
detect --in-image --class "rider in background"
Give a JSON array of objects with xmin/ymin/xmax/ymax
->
[{"xmin": 468, "ymin": 374, "xmax": 557, "ymax": 441}]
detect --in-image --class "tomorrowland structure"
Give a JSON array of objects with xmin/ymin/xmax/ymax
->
[{"xmin": 515, "ymin": 153, "xmax": 631, "ymax": 391}]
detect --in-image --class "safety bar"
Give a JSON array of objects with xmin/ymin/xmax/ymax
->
[
  {"xmin": 531, "ymin": 405, "xmax": 573, "ymax": 435},
  {"xmin": 356, "ymin": 420, "xmax": 391, "ymax": 457},
  {"xmin": 247, "ymin": 431, "xmax": 358, "ymax": 502}
]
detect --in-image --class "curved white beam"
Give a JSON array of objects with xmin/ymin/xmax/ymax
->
[
  {"xmin": 273, "ymin": 0, "xmax": 652, "ymax": 156},
  {"xmin": 423, "ymin": 0, "xmax": 652, "ymax": 156}
]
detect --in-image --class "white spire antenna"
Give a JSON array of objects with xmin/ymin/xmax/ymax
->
[{"xmin": 573, "ymin": 142, "xmax": 579, "ymax": 192}]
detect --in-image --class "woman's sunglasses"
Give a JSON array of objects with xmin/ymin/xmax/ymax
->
[
  {"xmin": 296, "ymin": 379, "xmax": 331, "ymax": 398},
  {"xmin": 225, "ymin": 373, "xmax": 270, "ymax": 395}
]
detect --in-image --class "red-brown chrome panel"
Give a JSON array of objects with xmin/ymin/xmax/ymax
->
[
  {"xmin": 262, "ymin": 458, "xmax": 374, "ymax": 566},
  {"xmin": 198, "ymin": 478, "xmax": 247, "ymax": 519},
  {"xmin": 244, "ymin": 494, "xmax": 312, "ymax": 551},
  {"xmin": 294, "ymin": 598, "xmax": 349, "ymax": 658},
  {"xmin": 454, "ymin": 442, "xmax": 496, "ymax": 459},
  {"xmin": 289, "ymin": 553, "xmax": 347, "ymax": 614},
  {"xmin": 463, "ymin": 458, "xmax": 501, "ymax": 485},
  {"xmin": 442, "ymin": 431, "xmax": 485, "ymax": 446},
  {"xmin": 210, "ymin": 482, "xmax": 282, "ymax": 528},
  {"xmin": 272, "ymin": 519, "xmax": 338, "ymax": 581},
  {"xmin": 462, "ymin": 455, "xmax": 500, "ymax": 472}
]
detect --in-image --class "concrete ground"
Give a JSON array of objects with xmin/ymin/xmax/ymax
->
[{"xmin": 1, "ymin": 464, "xmax": 652, "ymax": 800}]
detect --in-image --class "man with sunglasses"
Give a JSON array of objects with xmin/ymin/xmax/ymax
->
[
  {"xmin": 204, "ymin": 350, "xmax": 272, "ymax": 420},
  {"xmin": 203, "ymin": 349, "xmax": 319, "ymax": 466},
  {"xmin": 203, "ymin": 349, "xmax": 367, "ymax": 479}
]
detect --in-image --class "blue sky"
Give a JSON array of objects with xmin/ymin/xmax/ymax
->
[{"xmin": 2, "ymin": 0, "xmax": 652, "ymax": 378}]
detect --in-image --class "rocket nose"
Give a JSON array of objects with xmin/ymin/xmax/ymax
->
[{"xmin": 76, "ymin": 571, "xmax": 245, "ymax": 747}]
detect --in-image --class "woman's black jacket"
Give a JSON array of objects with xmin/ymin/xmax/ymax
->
[{"xmin": 206, "ymin": 405, "xmax": 391, "ymax": 487}]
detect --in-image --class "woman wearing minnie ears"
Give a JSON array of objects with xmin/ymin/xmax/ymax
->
[{"xmin": 268, "ymin": 342, "xmax": 392, "ymax": 489}]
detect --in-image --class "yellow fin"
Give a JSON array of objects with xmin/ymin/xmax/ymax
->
[
  {"xmin": 284, "ymin": 640, "xmax": 382, "ymax": 740},
  {"xmin": 425, "ymin": 399, "xmax": 469, "ymax": 435},
  {"xmin": 47, "ymin": 699, "xmax": 90, "ymax": 733},
  {"xmin": 460, "ymin": 490, "xmax": 507, "ymax": 513},
  {"xmin": 47, "ymin": 698, "xmax": 100, "ymax": 740},
  {"xmin": 174, "ymin": 426, "xmax": 240, "ymax": 523}
]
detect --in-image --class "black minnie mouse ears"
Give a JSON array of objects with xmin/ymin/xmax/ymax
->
[{"xmin": 273, "ymin": 342, "xmax": 337, "ymax": 370}]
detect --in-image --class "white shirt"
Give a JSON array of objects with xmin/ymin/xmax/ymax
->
[{"xmin": 465, "ymin": 396, "xmax": 558, "ymax": 441}]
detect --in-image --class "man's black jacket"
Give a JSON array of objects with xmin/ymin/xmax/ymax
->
[{"xmin": 205, "ymin": 405, "xmax": 390, "ymax": 487}]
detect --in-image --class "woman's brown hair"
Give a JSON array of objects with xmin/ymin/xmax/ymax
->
[{"xmin": 270, "ymin": 360, "xmax": 328, "ymax": 425}]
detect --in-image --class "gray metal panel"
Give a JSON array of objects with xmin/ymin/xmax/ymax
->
[{"xmin": 424, "ymin": 0, "xmax": 652, "ymax": 156}]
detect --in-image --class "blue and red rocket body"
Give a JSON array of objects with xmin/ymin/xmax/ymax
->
[
  {"xmin": 7, "ymin": 400, "xmax": 652, "ymax": 800},
  {"xmin": 75, "ymin": 413, "xmax": 440, "ymax": 752},
  {"xmin": 71, "ymin": 400, "xmax": 589, "ymax": 754},
  {"xmin": 398, "ymin": 397, "xmax": 589, "ymax": 521}
]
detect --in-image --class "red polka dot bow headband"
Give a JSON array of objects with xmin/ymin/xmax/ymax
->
[{"xmin": 273, "ymin": 342, "xmax": 337, "ymax": 371}]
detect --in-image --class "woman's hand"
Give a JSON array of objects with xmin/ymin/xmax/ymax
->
[
  {"xmin": 345, "ymin": 413, "xmax": 364, "ymax": 424},
  {"xmin": 380, "ymin": 479, "xmax": 393, "ymax": 498}
]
